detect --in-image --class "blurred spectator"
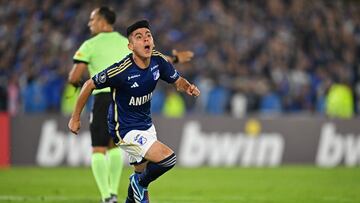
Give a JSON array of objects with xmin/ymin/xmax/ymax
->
[
  {"xmin": 162, "ymin": 88, "xmax": 186, "ymax": 118},
  {"xmin": 21, "ymin": 75, "xmax": 47, "ymax": 113},
  {"xmin": 230, "ymin": 93, "xmax": 247, "ymax": 118},
  {"xmin": 60, "ymin": 84, "xmax": 79, "ymax": 115},
  {"xmin": 326, "ymin": 83, "xmax": 354, "ymax": 119},
  {"xmin": 7, "ymin": 74, "xmax": 20, "ymax": 115},
  {"xmin": 0, "ymin": 81, "xmax": 6, "ymax": 112},
  {"xmin": 0, "ymin": 0, "xmax": 359, "ymax": 117},
  {"xmin": 60, "ymin": 84, "xmax": 93, "ymax": 115},
  {"xmin": 206, "ymin": 78, "xmax": 230, "ymax": 115},
  {"xmin": 151, "ymin": 88, "xmax": 166, "ymax": 114}
]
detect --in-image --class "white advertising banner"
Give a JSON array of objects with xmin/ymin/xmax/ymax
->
[{"xmin": 10, "ymin": 115, "xmax": 360, "ymax": 167}]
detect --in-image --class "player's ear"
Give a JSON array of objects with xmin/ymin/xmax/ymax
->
[{"xmin": 128, "ymin": 42, "xmax": 133, "ymax": 51}]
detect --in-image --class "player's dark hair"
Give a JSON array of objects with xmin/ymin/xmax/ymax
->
[
  {"xmin": 98, "ymin": 6, "xmax": 116, "ymax": 25},
  {"xmin": 126, "ymin": 20, "xmax": 151, "ymax": 37}
]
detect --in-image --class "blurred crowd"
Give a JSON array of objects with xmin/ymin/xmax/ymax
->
[{"xmin": 0, "ymin": 0, "xmax": 359, "ymax": 117}]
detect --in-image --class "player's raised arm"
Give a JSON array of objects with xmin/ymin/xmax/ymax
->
[
  {"xmin": 68, "ymin": 79, "xmax": 96, "ymax": 134},
  {"xmin": 174, "ymin": 76, "xmax": 200, "ymax": 97}
]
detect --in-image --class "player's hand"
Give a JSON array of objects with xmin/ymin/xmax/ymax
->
[
  {"xmin": 172, "ymin": 49, "xmax": 194, "ymax": 63},
  {"xmin": 186, "ymin": 84, "xmax": 200, "ymax": 97},
  {"xmin": 68, "ymin": 118, "xmax": 81, "ymax": 135}
]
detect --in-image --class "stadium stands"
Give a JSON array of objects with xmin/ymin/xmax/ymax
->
[{"xmin": 0, "ymin": 0, "xmax": 359, "ymax": 116}]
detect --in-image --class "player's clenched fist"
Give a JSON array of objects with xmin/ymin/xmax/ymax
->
[
  {"xmin": 68, "ymin": 118, "xmax": 81, "ymax": 135},
  {"xmin": 187, "ymin": 84, "xmax": 200, "ymax": 97}
]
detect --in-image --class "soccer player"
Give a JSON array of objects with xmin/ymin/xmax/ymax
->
[
  {"xmin": 68, "ymin": 20, "xmax": 200, "ymax": 203},
  {"xmin": 68, "ymin": 7, "xmax": 194, "ymax": 203}
]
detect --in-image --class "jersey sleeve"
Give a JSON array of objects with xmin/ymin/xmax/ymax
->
[
  {"xmin": 157, "ymin": 55, "xmax": 180, "ymax": 84},
  {"xmin": 73, "ymin": 41, "xmax": 91, "ymax": 63},
  {"xmin": 92, "ymin": 62, "xmax": 123, "ymax": 89}
]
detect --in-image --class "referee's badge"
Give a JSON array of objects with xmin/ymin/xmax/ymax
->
[{"xmin": 153, "ymin": 70, "xmax": 160, "ymax": 80}]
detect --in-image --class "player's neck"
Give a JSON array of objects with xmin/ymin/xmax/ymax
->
[{"xmin": 132, "ymin": 54, "xmax": 150, "ymax": 69}]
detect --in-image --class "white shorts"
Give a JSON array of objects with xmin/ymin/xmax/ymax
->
[{"xmin": 117, "ymin": 125, "xmax": 157, "ymax": 164}]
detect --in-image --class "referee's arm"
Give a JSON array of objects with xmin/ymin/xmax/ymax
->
[{"xmin": 68, "ymin": 62, "xmax": 88, "ymax": 87}]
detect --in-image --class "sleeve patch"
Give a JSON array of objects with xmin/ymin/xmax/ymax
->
[
  {"xmin": 170, "ymin": 70, "xmax": 179, "ymax": 79},
  {"xmin": 96, "ymin": 72, "xmax": 107, "ymax": 84},
  {"xmin": 75, "ymin": 51, "xmax": 82, "ymax": 57}
]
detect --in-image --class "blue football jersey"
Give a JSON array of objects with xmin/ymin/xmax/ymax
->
[{"xmin": 92, "ymin": 50, "xmax": 180, "ymax": 140}]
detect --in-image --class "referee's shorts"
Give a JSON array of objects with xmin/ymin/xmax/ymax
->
[{"xmin": 90, "ymin": 92, "xmax": 112, "ymax": 147}]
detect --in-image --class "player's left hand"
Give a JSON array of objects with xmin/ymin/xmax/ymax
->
[
  {"xmin": 186, "ymin": 84, "xmax": 200, "ymax": 97},
  {"xmin": 172, "ymin": 49, "xmax": 194, "ymax": 63}
]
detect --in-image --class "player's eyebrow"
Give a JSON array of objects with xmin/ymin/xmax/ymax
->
[
  {"xmin": 134, "ymin": 32, "xmax": 142, "ymax": 37},
  {"xmin": 133, "ymin": 29, "xmax": 151, "ymax": 37}
]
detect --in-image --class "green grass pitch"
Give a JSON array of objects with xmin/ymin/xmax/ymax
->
[{"xmin": 0, "ymin": 166, "xmax": 359, "ymax": 203}]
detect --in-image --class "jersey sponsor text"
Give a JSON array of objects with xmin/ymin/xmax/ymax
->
[{"xmin": 129, "ymin": 93, "xmax": 153, "ymax": 106}]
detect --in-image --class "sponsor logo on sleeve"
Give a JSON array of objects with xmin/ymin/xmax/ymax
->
[
  {"xmin": 75, "ymin": 51, "xmax": 82, "ymax": 57},
  {"xmin": 170, "ymin": 70, "xmax": 179, "ymax": 79}
]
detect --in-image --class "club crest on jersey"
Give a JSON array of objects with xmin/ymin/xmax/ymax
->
[
  {"xmin": 134, "ymin": 134, "xmax": 147, "ymax": 145},
  {"xmin": 153, "ymin": 70, "xmax": 160, "ymax": 80},
  {"xmin": 98, "ymin": 72, "xmax": 107, "ymax": 83}
]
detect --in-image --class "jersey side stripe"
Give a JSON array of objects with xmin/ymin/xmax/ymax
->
[
  {"xmin": 107, "ymin": 58, "xmax": 131, "ymax": 75},
  {"xmin": 112, "ymin": 89, "xmax": 122, "ymax": 142},
  {"xmin": 108, "ymin": 62, "xmax": 132, "ymax": 78}
]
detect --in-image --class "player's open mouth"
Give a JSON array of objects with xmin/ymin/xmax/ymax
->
[{"xmin": 144, "ymin": 45, "xmax": 150, "ymax": 51}]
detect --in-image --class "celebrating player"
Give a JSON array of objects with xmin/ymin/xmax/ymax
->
[
  {"xmin": 68, "ymin": 7, "xmax": 194, "ymax": 203},
  {"xmin": 68, "ymin": 19, "xmax": 199, "ymax": 203}
]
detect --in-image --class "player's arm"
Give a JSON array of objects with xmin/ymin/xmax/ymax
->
[
  {"xmin": 166, "ymin": 49, "xmax": 194, "ymax": 64},
  {"xmin": 174, "ymin": 76, "xmax": 200, "ymax": 97},
  {"xmin": 68, "ymin": 79, "xmax": 95, "ymax": 134},
  {"xmin": 68, "ymin": 62, "xmax": 88, "ymax": 87},
  {"xmin": 157, "ymin": 50, "xmax": 198, "ymax": 96}
]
